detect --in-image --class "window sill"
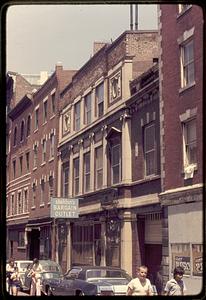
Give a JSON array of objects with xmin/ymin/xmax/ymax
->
[
  {"xmin": 41, "ymin": 162, "xmax": 46, "ymax": 167},
  {"xmin": 34, "ymin": 129, "xmax": 38, "ymax": 133},
  {"xmin": 40, "ymin": 204, "xmax": 45, "ymax": 208},
  {"xmin": 31, "ymin": 206, "xmax": 36, "ymax": 210},
  {"xmin": 33, "ymin": 167, "xmax": 37, "ymax": 171},
  {"xmin": 49, "ymin": 157, "xmax": 54, "ymax": 163},
  {"xmin": 50, "ymin": 115, "xmax": 55, "ymax": 120},
  {"xmin": 42, "ymin": 121, "xmax": 47, "ymax": 126},
  {"xmin": 179, "ymin": 81, "xmax": 195, "ymax": 94}
]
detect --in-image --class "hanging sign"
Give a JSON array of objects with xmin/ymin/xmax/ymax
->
[{"xmin": 50, "ymin": 197, "xmax": 79, "ymax": 218}]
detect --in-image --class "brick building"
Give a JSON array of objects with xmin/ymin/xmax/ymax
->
[
  {"xmin": 158, "ymin": 4, "xmax": 203, "ymax": 294},
  {"xmin": 6, "ymin": 65, "xmax": 76, "ymax": 262},
  {"xmin": 57, "ymin": 30, "xmax": 160, "ymax": 277}
]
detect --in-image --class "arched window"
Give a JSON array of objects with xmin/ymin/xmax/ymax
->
[
  {"xmin": 26, "ymin": 115, "xmax": 31, "ymax": 137},
  {"xmin": 20, "ymin": 120, "xmax": 24, "ymax": 141},
  {"xmin": 13, "ymin": 126, "xmax": 17, "ymax": 146}
]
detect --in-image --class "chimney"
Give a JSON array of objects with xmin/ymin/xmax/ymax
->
[
  {"xmin": 130, "ymin": 4, "xmax": 133, "ymax": 30},
  {"xmin": 93, "ymin": 42, "xmax": 106, "ymax": 55},
  {"xmin": 135, "ymin": 4, "xmax": 138, "ymax": 30}
]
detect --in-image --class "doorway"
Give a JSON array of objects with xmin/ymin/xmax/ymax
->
[{"xmin": 28, "ymin": 229, "xmax": 40, "ymax": 259}]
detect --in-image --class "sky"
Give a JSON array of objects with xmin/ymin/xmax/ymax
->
[{"xmin": 6, "ymin": 4, "xmax": 158, "ymax": 75}]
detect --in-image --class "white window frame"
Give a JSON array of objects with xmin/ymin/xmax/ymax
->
[
  {"xmin": 144, "ymin": 123, "xmax": 156, "ymax": 177},
  {"xmin": 43, "ymin": 99, "xmax": 48, "ymax": 123},
  {"xmin": 40, "ymin": 179, "xmax": 45, "ymax": 205},
  {"xmin": 34, "ymin": 145, "xmax": 38, "ymax": 168},
  {"xmin": 35, "ymin": 107, "xmax": 39, "ymax": 130},
  {"xmin": 62, "ymin": 164, "xmax": 69, "ymax": 197},
  {"xmin": 73, "ymin": 157, "xmax": 80, "ymax": 195},
  {"xmin": 74, "ymin": 102, "xmax": 81, "ymax": 131},
  {"xmin": 24, "ymin": 188, "xmax": 28, "ymax": 213},
  {"xmin": 50, "ymin": 133, "xmax": 55, "ymax": 158},
  {"xmin": 42, "ymin": 139, "xmax": 46, "ymax": 162},
  {"xmin": 95, "ymin": 82, "xmax": 104, "ymax": 117},
  {"xmin": 111, "ymin": 143, "xmax": 121, "ymax": 185},
  {"xmin": 180, "ymin": 39, "xmax": 194, "ymax": 88},
  {"xmin": 84, "ymin": 93, "xmax": 92, "ymax": 125},
  {"xmin": 84, "ymin": 152, "xmax": 90, "ymax": 193},
  {"xmin": 95, "ymin": 146, "xmax": 103, "ymax": 190},
  {"xmin": 182, "ymin": 118, "xmax": 197, "ymax": 168}
]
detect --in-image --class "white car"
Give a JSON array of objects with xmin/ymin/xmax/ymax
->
[{"xmin": 14, "ymin": 260, "xmax": 32, "ymax": 291}]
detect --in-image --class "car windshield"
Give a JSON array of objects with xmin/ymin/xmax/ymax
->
[
  {"xmin": 42, "ymin": 272, "xmax": 61, "ymax": 279},
  {"xmin": 86, "ymin": 269, "xmax": 131, "ymax": 280},
  {"xmin": 19, "ymin": 263, "xmax": 31, "ymax": 269}
]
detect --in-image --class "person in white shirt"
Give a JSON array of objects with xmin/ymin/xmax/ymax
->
[
  {"xmin": 28, "ymin": 258, "xmax": 43, "ymax": 296},
  {"xmin": 127, "ymin": 265, "xmax": 154, "ymax": 296},
  {"xmin": 164, "ymin": 266, "xmax": 186, "ymax": 296}
]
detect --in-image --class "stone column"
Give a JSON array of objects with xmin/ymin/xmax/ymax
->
[
  {"xmin": 78, "ymin": 139, "xmax": 84, "ymax": 194},
  {"xmin": 120, "ymin": 110, "xmax": 132, "ymax": 184},
  {"xmin": 69, "ymin": 146, "xmax": 74, "ymax": 196},
  {"xmin": 101, "ymin": 125, "xmax": 108, "ymax": 188},
  {"xmin": 89, "ymin": 133, "xmax": 95, "ymax": 191},
  {"xmin": 100, "ymin": 216, "xmax": 106, "ymax": 266},
  {"xmin": 119, "ymin": 210, "xmax": 135, "ymax": 276},
  {"xmin": 66, "ymin": 220, "xmax": 72, "ymax": 271}
]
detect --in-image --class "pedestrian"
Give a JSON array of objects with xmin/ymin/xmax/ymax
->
[
  {"xmin": 154, "ymin": 266, "xmax": 163, "ymax": 295},
  {"xmin": 6, "ymin": 258, "xmax": 21, "ymax": 295},
  {"xmin": 127, "ymin": 265, "xmax": 154, "ymax": 296},
  {"xmin": 28, "ymin": 258, "xmax": 43, "ymax": 296},
  {"xmin": 164, "ymin": 266, "xmax": 186, "ymax": 296}
]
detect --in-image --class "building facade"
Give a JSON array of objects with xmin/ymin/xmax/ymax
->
[
  {"xmin": 158, "ymin": 4, "xmax": 203, "ymax": 295},
  {"xmin": 57, "ymin": 30, "xmax": 161, "ymax": 279},
  {"xmin": 6, "ymin": 65, "xmax": 76, "ymax": 264}
]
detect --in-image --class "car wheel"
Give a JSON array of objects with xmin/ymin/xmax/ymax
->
[
  {"xmin": 76, "ymin": 290, "xmax": 84, "ymax": 296},
  {"xmin": 47, "ymin": 287, "xmax": 53, "ymax": 296}
]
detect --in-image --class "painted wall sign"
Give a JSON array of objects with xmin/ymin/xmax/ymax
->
[{"xmin": 50, "ymin": 197, "xmax": 79, "ymax": 218}]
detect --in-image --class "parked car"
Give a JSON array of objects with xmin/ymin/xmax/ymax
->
[
  {"xmin": 24, "ymin": 260, "xmax": 62, "ymax": 294},
  {"xmin": 41, "ymin": 265, "xmax": 132, "ymax": 296},
  {"xmin": 15, "ymin": 260, "xmax": 32, "ymax": 291}
]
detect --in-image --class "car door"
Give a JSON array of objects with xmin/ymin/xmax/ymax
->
[{"xmin": 53, "ymin": 276, "xmax": 74, "ymax": 296}]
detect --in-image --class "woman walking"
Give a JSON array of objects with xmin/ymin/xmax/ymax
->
[
  {"xmin": 28, "ymin": 258, "xmax": 43, "ymax": 296},
  {"xmin": 6, "ymin": 258, "xmax": 20, "ymax": 295}
]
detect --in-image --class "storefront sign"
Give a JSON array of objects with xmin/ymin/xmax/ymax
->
[
  {"xmin": 192, "ymin": 244, "xmax": 203, "ymax": 276},
  {"xmin": 50, "ymin": 197, "xmax": 79, "ymax": 218},
  {"xmin": 173, "ymin": 255, "xmax": 191, "ymax": 275}
]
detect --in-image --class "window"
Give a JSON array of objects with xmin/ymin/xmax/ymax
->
[
  {"xmin": 24, "ymin": 189, "xmax": 28, "ymax": 212},
  {"xmin": 178, "ymin": 4, "xmax": 191, "ymax": 14},
  {"xmin": 84, "ymin": 93, "xmax": 92, "ymax": 125},
  {"xmin": 42, "ymin": 139, "xmax": 46, "ymax": 162},
  {"xmin": 74, "ymin": 102, "xmax": 80, "ymax": 131},
  {"xmin": 13, "ymin": 126, "xmax": 17, "ymax": 146},
  {"xmin": 95, "ymin": 146, "xmax": 103, "ymax": 189},
  {"xmin": 144, "ymin": 123, "xmax": 156, "ymax": 176},
  {"xmin": 43, "ymin": 100, "xmax": 48, "ymax": 123},
  {"xmin": 49, "ymin": 176, "xmax": 54, "ymax": 199},
  {"xmin": 32, "ymin": 183, "xmax": 36, "ymax": 207},
  {"xmin": 51, "ymin": 92, "xmax": 56, "ymax": 114},
  {"xmin": 96, "ymin": 83, "xmax": 104, "ymax": 117},
  {"xmin": 35, "ymin": 108, "xmax": 39, "ymax": 130},
  {"xmin": 13, "ymin": 160, "xmax": 16, "ymax": 179},
  {"xmin": 50, "ymin": 133, "xmax": 55, "ymax": 158},
  {"xmin": 181, "ymin": 40, "xmax": 194, "ymax": 87},
  {"xmin": 26, "ymin": 115, "xmax": 31, "ymax": 137},
  {"xmin": 19, "ymin": 156, "xmax": 23, "ymax": 174},
  {"xmin": 73, "ymin": 157, "xmax": 79, "ymax": 195},
  {"xmin": 62, "ymin": 163, "xmax": 69, "ymax": 197},
  {"xmin": 34, "ymin": 145, "xmax": 38, "ymax": 168},
  {"xmin": 192, "ymin": 244, "xmax": 203, "ymax": 276},
  {"xmin": 111, "ymin": 143, "xmax": 121, "ymax": 184},
  {"xmin": 26, "ymin": 152, "xmax": 30, "ymax": 171},
  {"xmin": 40, "ymin": 179, "xmax": 45, "ymax": 205},
  {"xmin": 11, "ymin": 194, "xmax": 15, "ymax": 215},
  {"xmin": 17, "ymin": 191, "xmax": 23, "ymax": 214},
  {"xmin": 20, "ymin": 120, "xmax": 24, "ymax": 142},
  {"xmin": 183, "ymin": 119, "xmax": 197, "ymax": 166},
  {"xmin": 84, "ymin": 152, "xmax": 90, "ymax": 192},
  {"xmin": 18, "ymin": 231, "xmax": 25, "ymax": 247}
]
